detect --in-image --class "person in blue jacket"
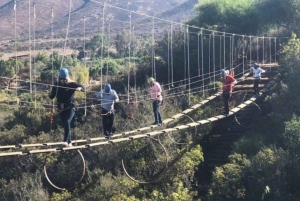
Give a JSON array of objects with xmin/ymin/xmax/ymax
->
[
  {"xmin": 49, "ymin": 68, "xmax": 85, "ymax": 147},
  {"xmin": 96, "ymin": 84, "xmax": 119, "ymax": 138}
]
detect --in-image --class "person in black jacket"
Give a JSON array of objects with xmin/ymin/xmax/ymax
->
[{"xmin": 49, "ymin": 68, "xmax": 85, "ymax": 147}]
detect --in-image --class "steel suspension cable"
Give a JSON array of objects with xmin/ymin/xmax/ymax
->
[
  {"xmin": 100, "ymin": 4, "xmax": 105, "ymax": 90},
  {"xmin": 128, "ymin": 12, "xmax": 132, "ymax": 104},
  {"xmin": 212, "ymin": 31, "xmax": 215, "ymax": 89},
  {"xmin": 167, "ymin": 30, "xmax": 170, "ymax": 89},
  {"xmin": 83, "ymin": 14, "xmax": 87, "ymax": 116},
  {"xmin": 262, "ymin": 36, "xmax": 265, "ymax": 65},
  {"xmin": 201, "ymin": 28, "xmax": 204, "ymax": 96},
  {"xmin": 242, "ymin": 35, "xmax": 245, "ymax": 77},
  {"xmin": 33, "ymin": 3, "xmax": 36, "ymax": 108},
  {"xmin": 187, "ymin": 25, "xmax": 190, "ymax": 105},
  {"xmin": 223, "ymin": 32, "xmax": 225, "ymax": 70},
  {"xmin": 28, "ymin": 0, "xmax": 32, "ymax": 94},
  {"xmin": 197, "ymin": 33, "xmax": 200, "ymax": 77},
  {"xmin": 14, "ymin": 1, "xmax": 17, "ymax": 94},
  {"xmin": 170, "ymin": 23, "xmax": 174, "ymax": 87}
]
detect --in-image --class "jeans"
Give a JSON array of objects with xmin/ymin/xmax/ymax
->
[
  {"xmin": 59, "ymin": 107, "xmax": 75, "ymax": 143},
  {"xmin": 222, "ymin": 92, "xmax": 231, "ymax": 114},
  {"xmin": 152, "ymin": 100, "xmax": 162, "ymax": 123},
  {"xmin": 253, "ymin": 78, "xmax": 260, "ymax": 95},
  {"xmin": 102, "ymin": 108, "xmax": 114, "ymax": 136}
]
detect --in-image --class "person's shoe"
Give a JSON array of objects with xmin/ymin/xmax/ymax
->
[
  {"xmin": 152, "ymin": 122, "xmax": 158, "ymax": 125},
  {"xmin": 62, "ymin": 142, "xmax": 68, "ymax": 147},
  {"xmin": 157, "ymin": 122, "xmax": 162, "ymax": 126},
  {"xmin": 68, "ymin": 143, "xmax": 73, "ymax": 147},
  {"xmin": 104, "ymin": 135, "xmax": 110, "ymax": 139}
]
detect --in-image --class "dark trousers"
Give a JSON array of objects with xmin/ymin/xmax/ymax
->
[
  {"xmin": 253, "ymin": 78, "xmax": 260, "ymax": 94},
  {"xmin": 102, "ymin": 108, "xmax": 114, "ymax": 136},
  {"xmin": 152, "ymin": 100, "xmax": 162, "ymax": 123},
  {"xmin": 59, "ymin": 107, "xmax": 75, "ymax": 143},
  {"xmin": 222, "ymin": 92, "xmax": 231, "ymax": 114}
]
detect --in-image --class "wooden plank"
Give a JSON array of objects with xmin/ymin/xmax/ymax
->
[
  {"xmin": 163, "ymin": 118, "xmax": 174, "ymax": 124},
  {"xmin": 43, "ymin": 142, "xmax": 63, "ymax": 146},
  {"xmin": 161, "ymin": 128, "xmax": 177, "ymax": 133},
  {"xmin": 74, "ymin": 139, "xmax": 88, "ymax": 143},
  {"xmin": 175, "ymin": 125, "xmax": 189, "ymax": 130},
  {"xmin": 130, "ymin": 134, "xmax": 148, "ymax": 139},
  {"xmin": 215, "ymin": 115, "xmax": 226, "ymax": 120},
  {"xmin": 89, "ymin": 137, "xmax": 105, "ymax": 142},
  {"xmin": 29, "ymin": 149, "xmax": 57, "ymax": 154},
  {"xmin": 19, "ymin": 143, "xmax": 44, "ymax": 148},
  {"xmin": 207, "ymin": 117, "xmax": 219, "ymax": 122},
  {"xmin": 63, "ymin": 145, "xmax": 86, "ymax": 150},
  {"xmin": 186, "ymin": 122, "xmax": 200, "ymax": 127},
  {"xmin": 238, "ymin": 104, "xmax": 247, "ymax": 109},
  {"xmin": 182, "ymin": 108, "xmax": 194, "ymax": 114},
  {"xmin": 0, "ymin": 145, "xmax": 17, "ymax": 149},
  {"xmin": 0, "ymin": 152, "xmax": 23, "ymax": 156},
  {"xmin": 206, "ymin": 96, "xmax": 216, "ymax": 100},
  {"xmin": 109, "ymin": 138, "xmax": 131, "ymax": 143},
  {"xmin": 190, "ymin": 103, "xmax": 203, "ymax": 109},
  {"xmin": 172, "ymin": 113, "xmax": 184, "ymax": 119},
  {"xmin": 147, "ymin": 131, "xmax": 163, "ymax": 135},
  {"xmin": 231, "ymin": 108, "xmax": 241, "ymax": 113},
  {"xmin": 200, "ymin": 100, "xmax": 209, "ymax": 104},
  {"xmin": 197, "ymin": 120, "xmax": 210, "ymax": 124},
  {"xmin": 149, "ymin": 131, "xmax": 164, "ymax": 136},
  {"xmin": 137, "ymin": 127, "xmax": 151, "ymax": 132},
  {"xmin": 87, "ymin": 141, "xmax": 109, "ymax": 147},
  {"xmin": 244, "ymin": 100, "xmax": 252, "ymax": 105}
]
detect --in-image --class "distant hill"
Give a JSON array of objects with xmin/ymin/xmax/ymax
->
[{"xmin": 0, "ymin": 0, "xmax": 196, "ymax": 40}]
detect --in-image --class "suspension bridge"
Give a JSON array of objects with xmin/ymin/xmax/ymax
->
[{"xmin": 0, "ymin": 0, "xmax": 285, "ymax": 190}]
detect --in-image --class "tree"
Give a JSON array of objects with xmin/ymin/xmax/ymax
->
[
  {"xmin": 85, "ymin": 34, "xmax": 108, "ymax": 58},
  {"xmin": 192, "ymin": 0, "xmax": 259, "ymax": 35},
  {"xmin": 115, "ymin": 30, "xmax": 138, "ymax": 57}
]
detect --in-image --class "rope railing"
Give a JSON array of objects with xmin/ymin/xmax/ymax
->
[{"xmin": 0, "ymin": 78, "xmax": 276, "ymax": 157}]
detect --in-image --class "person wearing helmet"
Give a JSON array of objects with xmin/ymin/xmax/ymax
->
[
  {"xmin": 96, "ymin": 83, "xmax": 119, "ymax": 138},
  {"xmin": 49, "ymin": 68, "xmax": 85, "ymax": 147},
  {"xmin": 251, "ymin": 63, "xmax": 266, "ymax": 97},
  {"xmin": 148, "ymin": 77, "xmax": 163, "ymax": 125},
  {"xmin": 220, "ymin": 69, "xmax": 237, "ymax": 115}
]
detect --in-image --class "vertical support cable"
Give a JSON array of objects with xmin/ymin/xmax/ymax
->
[
  {"xmin": 201, "ymin": 28, "xmax": 204, "ymax": 96},
  {"xmin": 170, "ymin": 23, "xmax": 173, "ymax": 87},
  {"xmin": 51, "ymin": 7, "xmax": 54, "ymax": 116},
  {"xmin": 231, "ymin": 34, "xmax": 235, "ymax": 71},
  {"xmin": 262, "ymin": 36, "xmax": 265, "ymax": 65},
  {"xmin": 83, "ymin": 14, "xmax": 87, "ymax": 116},
  {"xmin": 167, "ymin": 30, "xmax": 170, "ymax": 89},
  {"xmin": 219, "ymin": 35, "xmax": 222, "ymax": 70},
  {"xmin": 223, "ymin": 32, "xmax": 225, "ymax": 69},
  {"xmin": 197, "ymin": 32, "xmax": 200, "ymax": 77},
  {"xmin": 249, "ymin": 35, "xmax": 252, "ymax": 71},
  {"xmin": 229, "ymin": 36, "xmax": 232, "ymax": 70},
  {"xmin": 274, "ymin": 38, "xmax": 277, "ymax": 64},
  {"xmin": 257, "ymin": 37, "xmax": 259, "ymax": 63},
  {"xmin": 212, "ymin": 31, "xmax": 215, "ymax": 89},
  {"xmin": 28, "ymin": 0, "xmax": 32, "ymax": 94},
  {"xmin": 269, "ymin": 37, "xmax": 271, "ymax": 63},
  {"xmin": 186, "ymin": 25, "xmax": 190, "ymax": 105},
  {"xmin": 152, "ymin": 17, "xmax": 155, "ymax": 79},
  {"xmin": 208, "ymin": 33, "xmax": 211, "ymax": 81},
  {"xmin": 100, "ymin": 3, "xmax": 105, "ymax": 90},
  {"xmin": 132, "ymin": 26, "xmax": 137, "ymax": 104},
  {"xmin": 14, "ymin": 1, "xmax": 17, "ymax": 93},
  {"xmin": 242, "ymin": 35, "xmax": 245, "ymax": 76},
  {"xmin": 183, "ymin": 27, "xmax": 186, "ymax": 85},
  {"xmin": 128, "ymin": 12, "xmax": 132, "ymax": 104},
  {"xmin": 106, "ymin": 20, "xmax": 110, "ymax": 82},
  {"xmin": 33, "ymin": 3, "xmax": 36, "ymax": 108}
]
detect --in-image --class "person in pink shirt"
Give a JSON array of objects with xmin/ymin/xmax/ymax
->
[{"xmin": 148, "ymin": 77, "xmax": 163, "ymax": 125}]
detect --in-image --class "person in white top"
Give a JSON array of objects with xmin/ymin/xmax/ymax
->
[
  {"xmin": 251, "ymin": 63, "xmax": 266, "ymax": 96},
  {"xmin": 148, "ymin": 77, "xmax": 163, "ymax": 125}
]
